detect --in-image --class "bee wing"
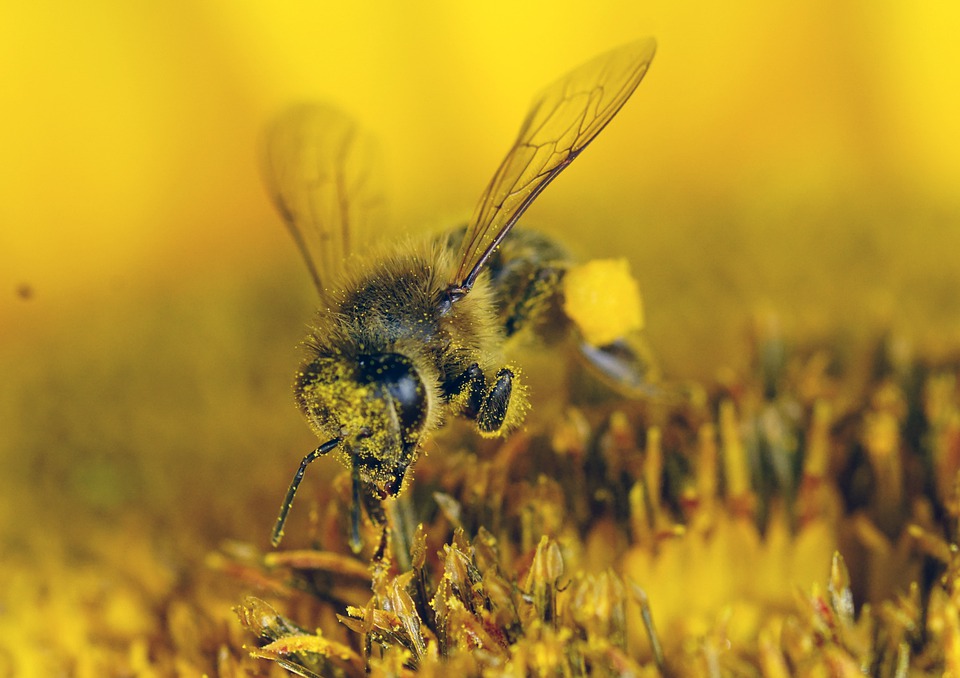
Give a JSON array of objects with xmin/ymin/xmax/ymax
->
[
  {"xmin": 452, "ymin": 38, "xmax": 656, "ymax": 291},
  {"xmin": 261, "ymin": 103, "xmax": 386, "ymax": 293}
]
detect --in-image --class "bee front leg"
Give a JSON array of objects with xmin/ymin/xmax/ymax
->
[
  {"xmin": 477, "ymin": 368, "xmax": 514, "ymax": 433},
  {"xmin": 349, "ymin": 467, "xmax": 364, "ymax": 553},
  {"xmin": 447, "ymin": 363, "xmax": 518, "ymax": 435},
  {"xmin": 349, "ymin": 471, "xmax": 392, "ymax": 555}
]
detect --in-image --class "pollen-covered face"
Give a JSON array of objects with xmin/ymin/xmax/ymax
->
[{"xmin": 296, "ymin": 353, "xmax": 428, "ymax": 492}]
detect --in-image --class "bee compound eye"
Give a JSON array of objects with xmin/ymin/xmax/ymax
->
[{"xmin": 357, "ymin": 353, "xmax": 427, "ymax": 438}]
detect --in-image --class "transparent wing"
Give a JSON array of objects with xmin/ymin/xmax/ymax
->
[
  {"xmin": 452, "ymin": 38, "xmax": 656, "ymax": 291},
  {"xmin": 261, "ymin": 103, "xmax": 385, "ymax": 292}
]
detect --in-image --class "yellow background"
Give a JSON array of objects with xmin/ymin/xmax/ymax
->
[
  {"xmin": 1, "ymin": 0, "xmax": 960, "ymax": 612},
  {"xmin": 2, "ymin": 5, "xmax": 960, "ymax": 672},
  {"xmin": 4, "ymin": 2, "xmax": 960, "ymax": 360}
]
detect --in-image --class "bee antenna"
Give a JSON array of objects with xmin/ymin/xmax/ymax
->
[
  {"xmin": 271, "ymin": 437, "xmax": 342, "ymax": 547},
  {"xmin": 438, "ymin": 284, "xmax": 469, "ymax": 315}
]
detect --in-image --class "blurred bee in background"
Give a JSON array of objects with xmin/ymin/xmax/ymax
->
[{"xmin": 264, "ymin": 38, "xmax": 658, "ymax": 549}]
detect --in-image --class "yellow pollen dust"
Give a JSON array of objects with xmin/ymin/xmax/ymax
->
[{"xmin": 562, "ymin": 258, "xmax": 644, "ymax": 347}]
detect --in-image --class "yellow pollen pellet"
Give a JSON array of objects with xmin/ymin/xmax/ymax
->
[{"xmin": 562, "ymin": 258, "xmax": 644, "ymax": 346}]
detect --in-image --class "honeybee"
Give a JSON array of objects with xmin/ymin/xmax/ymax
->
[{"xmin": 264, "ymin": 38, "xmax": 657, "ymax": 548}]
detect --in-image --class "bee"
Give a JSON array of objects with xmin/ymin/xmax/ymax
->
[{"xmin": 264, "ymin": 38, "xmax": 657, "ymax": 548}]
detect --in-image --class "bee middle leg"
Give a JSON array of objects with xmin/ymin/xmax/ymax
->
[{"xmin": 447, "ymin": 363, "xmax": 515, "ymax": 434}]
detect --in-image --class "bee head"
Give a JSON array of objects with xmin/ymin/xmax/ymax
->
[{"xmin": 296, "ymin": 352, "xmax": 429, "ymax": 492}]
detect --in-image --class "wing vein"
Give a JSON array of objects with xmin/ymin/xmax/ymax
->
[
  {"xmin": 451, "ymin": 38, "xmax": 656, "ymax": 292},
  {"xmin": 261, "ymin": 104, "xmax": 387, "ymax": 294}
]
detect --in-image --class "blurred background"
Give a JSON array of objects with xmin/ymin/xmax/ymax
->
[
  {"xmin": 5, "ymin": 2, "xmax": 960, "ymax": 366},
  {"xmin": 2, "ymin": 0, "xmax": 960, "ymax": 641}
]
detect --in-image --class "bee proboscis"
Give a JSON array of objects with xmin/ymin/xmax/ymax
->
[{"xmin": 263, "ymin": 38, "xmax": 657, "ymax": 548}]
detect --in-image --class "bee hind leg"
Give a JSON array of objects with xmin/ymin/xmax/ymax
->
[{"xmin": 578, "ymin": 335, "xmax": 664, "ymax": 399}]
